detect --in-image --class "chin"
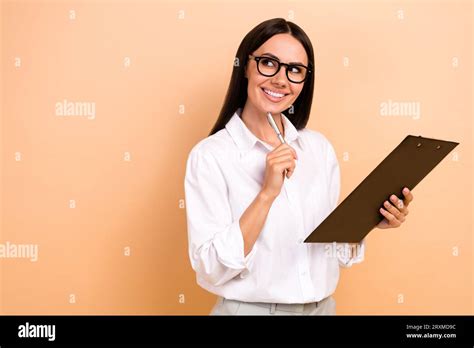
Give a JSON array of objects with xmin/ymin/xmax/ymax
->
[{"xmin": 262, "ymin": 104, "xmax": 290, "ymax": 115}]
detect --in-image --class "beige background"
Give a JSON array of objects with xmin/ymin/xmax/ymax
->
[{"xmin": 1, "ymin": 0, "xmax": 472, "ymax": 314}]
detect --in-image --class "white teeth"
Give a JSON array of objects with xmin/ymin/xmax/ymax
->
[{"xmin": 263, "ymin": 88, "xmax": 285, "ymax": 98}]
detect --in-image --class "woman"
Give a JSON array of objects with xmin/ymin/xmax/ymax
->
[{"xmin": 184, "ymin": 18, "xmax": 413, "ymax": 315}]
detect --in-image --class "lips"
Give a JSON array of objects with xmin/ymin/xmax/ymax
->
[{"xmin": 261, "ymin": 87, "xmax": 289, "ymax": 102}]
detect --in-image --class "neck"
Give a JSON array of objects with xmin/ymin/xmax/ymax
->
[{"xmin": 241, "ymin": 102, "xmax": 285, "ymax": 144}]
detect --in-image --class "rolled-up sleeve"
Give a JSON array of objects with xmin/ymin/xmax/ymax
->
[
  {"xmin": 325, "ymin": 138, "xmax": 366, "ymax": 268},
  {"xmin": 184, "ymin": 145, "xmax": 257, "ymax": 287}
]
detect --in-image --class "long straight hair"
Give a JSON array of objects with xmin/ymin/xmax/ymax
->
[{"xmin": 209, "ymin": 18, "xmax": 315, "ymax": 136}]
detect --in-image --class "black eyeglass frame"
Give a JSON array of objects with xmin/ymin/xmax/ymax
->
[{"xmin": 248, "ymin": 54, "xmax": 312, "ymax": 84}]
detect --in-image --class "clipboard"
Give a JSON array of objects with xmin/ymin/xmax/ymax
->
[{"xmin": 304, "ymin": 135, "xmax": 459, "ymax": 243}]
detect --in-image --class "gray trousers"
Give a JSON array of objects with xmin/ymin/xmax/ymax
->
[{"xmin": 210, "ymin": 295, "xmax": 336, "ymax": 315}]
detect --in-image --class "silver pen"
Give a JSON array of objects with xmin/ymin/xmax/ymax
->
[
  {"xmin": 266, "ymin": 112, "xmax": 286, "ymax": 144},
  {"xmin": 266, "ymin": 112, "xmax": 289, "ymax": 178}
]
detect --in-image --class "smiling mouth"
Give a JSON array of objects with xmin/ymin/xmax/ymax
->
[{"xmin": 261, "ymin": 88, "xmax": 289, "ymax": 101}]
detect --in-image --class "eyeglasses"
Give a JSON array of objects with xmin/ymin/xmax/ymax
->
[{"xmin": 248, "ymin": 54, "xmax": 311, "ymax": 84}]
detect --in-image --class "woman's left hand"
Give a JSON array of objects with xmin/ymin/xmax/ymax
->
[{"xmin": 376, "ymin": 187, "xmax": 414, "ymax": 229}]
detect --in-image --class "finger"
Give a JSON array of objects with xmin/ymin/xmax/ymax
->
[
  {"xmin": 402, "ymin": 187, "xmax": 413, "ymax": 206},
  {"xmin": 276, "ymin": 147, "xmax": 297, "ymax": 160},
  {"xmin": 268, "ymin": 149, "xmax": 296, "ymax": 162},
  {"xmin": 379, "ymin": 207, "xmax": 401, "ymax": 227},
  {"xmin": 284, "ymin": 159, "xmax": 297, "ymax": 178},
  {"xmin": 272, "ymin": 144, "xmax": 298, "ymax": 159},
  {"xmin": 383, "ymin": 200, "xmax": 406, "ymax": 222},
  {"xmin": 283, "ymin": 160, "xmax": 295, "ymax": 175},
  {"xmin": 389, "ymin": 194, "xmax": 408, "ymax": 215},
  {"xmin": 273, "ymin": 157, "xmax": 296, "ymax": 172},
  {"xmin": 270, "ymin": 153, "xmax": 295, "ymax": 165},
  {"xmin": 267, "ymin": 153, "xmax": 294, "ymax": 167},
  {"xmin": 275, "ymin": 160, "xmax": 294, "ymax": 177}
]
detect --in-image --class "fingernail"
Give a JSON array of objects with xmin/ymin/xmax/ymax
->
[{"xmin": 403, "ymin": 188, "xmax": 409, "ymax": 193}]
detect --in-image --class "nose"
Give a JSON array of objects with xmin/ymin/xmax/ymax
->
[{"xmin": 271, "ymin": 66, "xmax": 288, "ymax": 87}]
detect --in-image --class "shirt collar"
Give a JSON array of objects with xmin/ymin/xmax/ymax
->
[{"xmin": 225, "ymin": 107, "xmax": 305, "ymax": 157}]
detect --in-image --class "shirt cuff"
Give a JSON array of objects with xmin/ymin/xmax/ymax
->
[{"xmin": 212, "ymin": 220, "xmax": 258, "ymax": 278}]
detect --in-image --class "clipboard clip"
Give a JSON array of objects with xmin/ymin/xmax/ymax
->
[{"xmin": 416, "ymin": 141, "xmax": 442, "ymax": 150}]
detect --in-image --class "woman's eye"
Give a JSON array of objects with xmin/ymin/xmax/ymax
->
[
  {"xmin": 262, "ymin": 58, "xmax": 275, "ymax": 67},
  {"xmin": 290, "ymin": 66, "xmax": 302, "ymax": 74}
]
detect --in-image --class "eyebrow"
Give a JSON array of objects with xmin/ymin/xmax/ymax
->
[{"xmin": 261, "ymin": 52, "xmax": 306, "ymax": 66}]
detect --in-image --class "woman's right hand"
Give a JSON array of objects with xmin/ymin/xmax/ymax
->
[{"xmin": 261, "ymin": 143, "xmax": 298, "ymax": 200}]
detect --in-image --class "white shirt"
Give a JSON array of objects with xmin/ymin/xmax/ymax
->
[{"xmin": 184, "ymin": 108, "xmax": 365, "ymax": 304}]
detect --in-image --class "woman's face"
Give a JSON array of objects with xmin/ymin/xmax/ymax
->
[{"xmin": 245, "ymin": 33, "xmax": 309, "ymax": 115}]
